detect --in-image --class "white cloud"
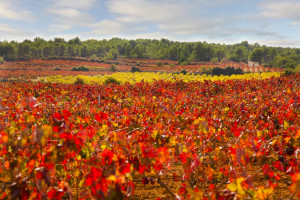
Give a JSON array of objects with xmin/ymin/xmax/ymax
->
[
  {"xmin": 48, "ymin": 24, "xmax": 73, "ymax": 32},
  {"xmin": 0, "ymin": 0, "xmax": 35, "ymax": 22},
  {"xmin": 48, "ymin": 8, "xmax": 94, "ymax": 25},
  {"xmin": 46, "ymin": 0, "xmax": 96, "ymax": 31},
  {"xmin": 86, "ymin": 0, "xmax": 283, "ymax": 41},
  {"xmin": 0, "ymin": 23, "xmax": 22, "ymax": 35},
  {"xmin": 157, "ymin": 18, "xmax": 224, "ymax": 35},
  {"xmin": 125, "ymin": 32, "xmax": 195, "ymax": 42},
  {"xmin": 50, "ymin": 0, "xmax": 96, "ymax": 10},
  {"xmin": 194, "ymin": 0, "xmax": 237, "ymax": 6},
  {"xmin": 0, "ymin": 23, "xmax": 33, "ymax": 40},
  {"xmin": 291, "ymin": 21, "xmax": 300, "ymax": 26},
  {"xmin": 41, "ymin": 33, "xmax": 83, "ymax": 41},
  {"xmin": 257, "ymin": 39, "xmax": 300, "ymax": 47},
  {"xmin": 90, "ymin": 20, "xmax": 129, "ymax": 35},
  {"xmin": 260, "ymin": 1, "xmax": 300, "ymax": 20},
  {"xmin": 115, "ymin": 16, "xmax": 141, "ymax": 23},
  {"xmin": 90, "ymin": 0, "xmax": 219, "ymax": 36},
  {"xmin": 128, "ymin": 32, "xmax": 175, "ymax": 40},
  {"xmin": 89, "ymin": 0, "xmax": 190, "ymax": 36},
  {"xmin": 107, "ymin": 0, "xmax": 188, "ymax": 23}
]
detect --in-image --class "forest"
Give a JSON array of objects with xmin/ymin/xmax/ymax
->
[{"xmin": 1, "ymin": 37, "xmax": 300, "ymax": 69}]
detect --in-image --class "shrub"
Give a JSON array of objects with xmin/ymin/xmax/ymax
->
[
  {"xmin": 104, "ymin": 60, "xmax": 112, "ymax": 64},
  {"xmin": 54, "ymin": 67, "xmax": 61, "ymax": 71},
  {"xmin": 283, "ymin": 69, "xmax": 299, "ymax": 76},
  {"xmin": 104, "ymin": 77, "xmax": 120, "ymax": 85},
  {"xmin": 212, "ymin": 67, "xmax": 224, "ymax": 76},
  {"xmin": 71, "ymin": 66, "xmax": 89, "ymax": 71},
  {"xmin": 235, "ymin": 67, "xmax": 244, "ymax": 75},
  {"xmin": 178, "ymin": 58, "xmax": 188, "ymax": 65},
  {"xmin": 131, "ymin": 66, "xmax": 140, "ymax": 72},
  {"xmin": 90, "ymin": 54, "xmax": 98, "ymax": 60},
  {"xmin": 0, "ymin": 57, "xmax": 4, "ymax": 64},
  {"xmin": 212, "ymin": 66, "xmax": 244, "ymax": 76},
  {"xmin": 179, "ymin": 61, "xmax": 189, "ymax": 66},
  {"xmin": 210, "ymin": 57, "xmax": 219, "ymax": 64},
  {"xmin": 74, "ymin": 77, "xmax": 85, "ymax": 85},
  {"xmin": 110, "ymin": 64, "xmax": 117, "ymax": 72},
  {"xmin": 180, "ymin": 69, "xmax": 187, "ymax": 75},
  {"xmin": 223, "ymin": 66, "xmax": 236, "ymax": 76},
  {"xmin": 157, "ymin": 61, "xmax": 163, "ymax": 67},
  {"xmin": 206, "ymin": 67, "xmax": 213, "ymax": 75},
  {"xmin": 220, "ymin": 58, "xmax": 228, "ymax": 63},
  {"xmin": 263, "ymin": 64, "xmax": 269, "ymax": 68},
  {"xmin": 201, "ymin": 66, "xmax": 208, "ymax": 73}
]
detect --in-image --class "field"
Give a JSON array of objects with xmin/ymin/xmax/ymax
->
[
  {"xmin": 0, "ymin": 58, "xmax": 283, "ymax": 80},
  {"xmin": 0, "ymin": 59, "xmax": 299, "ymax": 200}
]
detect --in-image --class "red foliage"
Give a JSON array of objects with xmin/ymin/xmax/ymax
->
[{"xmin": 0, "ymin": 74, "xmax": 298, "ymax": 199}]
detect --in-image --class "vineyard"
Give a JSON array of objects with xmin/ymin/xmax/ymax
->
[
  {"xmin": 43, "ymin": 72, "xmax": 281, "ymax": 85},
  {"xmin": 0, "ymin": 59, "xmax": 283, "ymax": 80},
  {"xmin": 0, "ymin": 66, "xmax": 299, "ymax": 199}
]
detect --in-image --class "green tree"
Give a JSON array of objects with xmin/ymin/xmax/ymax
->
[
  {"xmin": 249, "ymin": 48, "xmax": 264, "ymax": 63},
  {"xmin": 179, "ymin": 45, "xmax": 190, "ymax": 61},
  {"xmin": 80, "ymin": 45, "xmax": 89, "ymax": 57},
  {"xmin": 68, "ymin": 37, "xmax": 81, "ymax": 45},
  {"xmin": 53, "ymin": 38, "xmax": 66, "ymax": 44},
  {"xmin": 17, "ymin": 42, "xmax": 31, "ymax": 59},
  {"xmin": 58, "ymin": 43, "xmax": 67, "ymax": 57},
  {"xmin": 43, "ymin": 45, "xmax": 54, "ymax": 57},
  {"xmin": 33, "ymin": 37, "xmax": 46, "ymax": 47},
  {"xmin": 216, "ymin": 49, "xmax": 226, "ymax": 61},
  {"xmin": 192, "ymin": 42, "xmax": 213, "ymax": 61},
  {"xmin": 261, "ymin": 47, "xmax": 277, "ymax": 64},
  {"xmin": 0, "ymin": 42, "xmax": 16, "ymax": 60},
  {"xmin": 67, "ymin": 45, "xmax": 77, "ymax": 57},
  {"xmin": 96, "ymin": 45, "xmax": 105, "ymax": 57},
  {"xmin": 168, "ymin": 45, "xmax": 179, "ymax": 60},
  {"xmin": 134, "ymin": 44, "xmax": 146, "ymax": 59},
  {"xmin": 106, "ymin": 48, "xmax": 119, "ymax": 60},
  {"xmin": 124, "ymin": 43, "xmax": 133, "ymax": 58}
]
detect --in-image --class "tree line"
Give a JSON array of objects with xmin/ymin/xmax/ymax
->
[{"xmin": 1, "ymin": 37, "xmax": 300, "ymax": 69}]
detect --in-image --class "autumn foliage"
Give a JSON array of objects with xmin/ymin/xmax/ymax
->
[
  {"xmin": 0, "ymin": 59, "xmax": 283, "ymax": 80},
  {"xmin": 0, "ymin": 74, "xmax": 299, "ymax": 199}
]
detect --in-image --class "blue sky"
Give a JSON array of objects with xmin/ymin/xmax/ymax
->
[{"xmin": 1, "ymin": 0, "xmax": 300, "ymax": 47}]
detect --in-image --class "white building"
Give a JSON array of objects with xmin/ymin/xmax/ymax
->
[{"xmin": 248, "ymin": 61, "xmax": 259, "ymax": 67}]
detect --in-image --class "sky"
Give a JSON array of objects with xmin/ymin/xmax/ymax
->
[{"xmin": 1, "ymin": 0, "xmax": 300, "ymax": 47}]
